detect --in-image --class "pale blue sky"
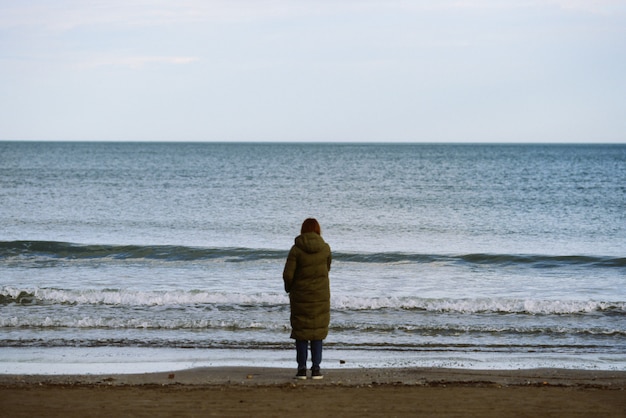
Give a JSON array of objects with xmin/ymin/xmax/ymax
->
[{"xmin": 1, "ymin": 1, "xmax": 625, "ymax": 142}]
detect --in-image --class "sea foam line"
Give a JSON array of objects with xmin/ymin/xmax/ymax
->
[
  {"xmin": 1, "ymin": 315, "xmax": 624, "ymax": 337},
  {"xmin": 0, "ymin": 286, "xmax": 288, "ymax": 306},
  {"xmin": 2, "ymin": 241, "xmax": 624, "ymax": 267},
  {"xmin": 2, "ymin": 286, "xmax": 623, "ymax": 315}
]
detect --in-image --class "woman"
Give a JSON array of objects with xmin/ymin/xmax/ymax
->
[{"xmin": 283, "ymin": 218, "xmax": 332, "ymax": 380}]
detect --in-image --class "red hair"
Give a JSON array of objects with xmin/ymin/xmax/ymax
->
[{"xmin": 301, "ymin": 218, "xmax": 321, "ymax": 235}]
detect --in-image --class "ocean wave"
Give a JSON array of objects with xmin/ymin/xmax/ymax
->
[
  {"xmin": 1, "ymin": 314, "xmax": 624, "ymax": 338},
  {"xmin": 330, "ymin": 323, "xmax": 626, "ymax": 338},
  {"xmin": 2, "ymin": 286, "xmax": 624, "ymax": 315},
  {"xmin": 0, "ymin": 286, "xmax": 288, "ymax": 307},
  {"xmin": 333, "ymin": 296, "xmax": 626, "ymax": 315},
  {"xmin": 0, "ymin": 315, "xmax": 289, "ymax": 331},
  {"xmin": 0, "ymin": 241, "xmax": 285, "ymax": 262},
  {"xmin": 340, "ymin": 252, "xmax": 626, "ymax": 268},
  {"xmin": 0, "ymin": 338, "xmax": 293, "ymax": 349},
  {"xmin": 2, "ymin": 240, "xmax": 624, "ymax": 267}
]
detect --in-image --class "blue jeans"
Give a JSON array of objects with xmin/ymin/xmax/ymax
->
[{"xmin": 296, "ymin": 340, "xmax": 323, "ymax": 370}]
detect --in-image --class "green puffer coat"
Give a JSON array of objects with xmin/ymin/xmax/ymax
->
[{"xmin": 282, "ymin": 232, "xmax": 331, "ymax": 341}]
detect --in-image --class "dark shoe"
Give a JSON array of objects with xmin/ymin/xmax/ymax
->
[
  {"xmin": 295, "ymin": 369, "xmax": 307, "ymax": 380},
  {"xmin": 311, "ymin": 368, "xmax": 323, "ymax": 380}
]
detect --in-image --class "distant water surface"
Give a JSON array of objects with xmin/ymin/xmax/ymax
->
[{"xmin": 1, "ymin": 142, "xmax": 624, "ymax": 373}]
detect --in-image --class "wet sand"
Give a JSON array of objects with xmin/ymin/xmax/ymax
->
[{"xmin": 1, "ymin": 367, "xmax": 625, "ymax": 417}]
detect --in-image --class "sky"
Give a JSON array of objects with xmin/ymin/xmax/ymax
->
[{"xmin": 0, "ymin": 0, "xmax": 625, "ymax": 143}]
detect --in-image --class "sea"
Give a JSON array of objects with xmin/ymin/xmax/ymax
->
[{"xmin": 1, "ymin": 142, "xmax": 625, "ymax": 374}]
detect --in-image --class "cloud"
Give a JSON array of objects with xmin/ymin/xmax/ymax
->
[
  {"xmin": 548, "ymin": 0, "xmax": 626, "ymax": 14},
  {"xmin": 0, "ymin": 0, "xmax": 324, "ymax": 30},
  {"xmin": 80, "ymin": 54, "xmax": 200, "ymax": 70},
  {"xmin": 1, "ymin": 0, "xmax": 623, "ymax": 33}
]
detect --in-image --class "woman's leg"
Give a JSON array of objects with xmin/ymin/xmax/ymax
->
[
  {"xmin": 295, "ymin": 340, "xmax": 308, "ymax": 370},
  {"xmin": 310, "ymin": 340, "xmax": 323, "ymax": 370}
]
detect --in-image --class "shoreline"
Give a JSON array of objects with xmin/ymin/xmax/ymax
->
[
  {"xmin": 2, "ymin": 367, "xmax": 625, "ymax": 417},
  {"xmin": 2, "ymin": 366, "xmax": 626, "ymax": 388},
  {"xmin": 3, "ymin": 346, "xmax": 624, "ymax": 376}
]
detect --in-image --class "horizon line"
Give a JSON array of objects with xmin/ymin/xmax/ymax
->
[{"xmin": 1, "ymin": 139, "xmax": 625, "ymax": 145}]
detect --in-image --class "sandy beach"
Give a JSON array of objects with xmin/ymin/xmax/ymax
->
[{"xmin": 1, "ymin": 367, "xmax": 624, "ymax": 417}]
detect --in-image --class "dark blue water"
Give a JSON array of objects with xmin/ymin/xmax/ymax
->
[{"xmin": 1, "ymin": 142, "xmax": 625, "ymax": 372}]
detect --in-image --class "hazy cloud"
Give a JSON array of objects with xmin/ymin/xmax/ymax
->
[
  {"xmin": 1, "ymin": 0, "xmax": 624, "ymax": 142},
  {"xmin": 79, "ymin": 54, "xmax": 200, "ymax": 70},
  {"xmin": 2, "ymin": 1, "xmax": 624, "ymax": 31}
]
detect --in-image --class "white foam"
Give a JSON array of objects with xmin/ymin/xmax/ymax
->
[
  {"xmin": 1, "ymin": 347, "xmax": 624, "ymax": 375},
  {"xmin": 3, "ymin": 285, "xmax": 624, "ymax": 314},
  {"xmin": 332, "ymin": 295, "xmax": 624, "ymax": 314}
]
